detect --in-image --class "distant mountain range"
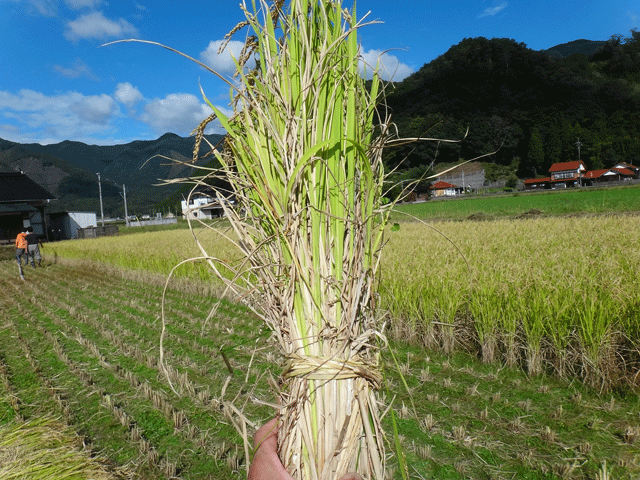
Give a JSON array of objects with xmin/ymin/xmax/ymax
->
[{"xmin": 0, "ymin": 133, "xmax": 223, "ymax": 215}]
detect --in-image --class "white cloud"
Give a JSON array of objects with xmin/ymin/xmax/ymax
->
[
  {"xmin": 65, "ymin": 0, "xmax": 102, "ymax": 9},
  {"xmin": 0, "ymin": 87, "xmax": 228, "ymax": 144},
  {"xmin": 70, "ymin": 94, "xmax": 117, "ymax": 125},
  {"xmin": 65, "ymin": 11, "xmax": 138, "ymax": 41},
  {"xmin": 199, "ymin": 40, "xmax": 256, "ymax": 76},
  {"xmin": 360, "ymin": 49, "xmax": 414, "ymax": 82},
  {"xmin": 0, "ymin": 89, "xmax": 119, "ymax": 142},
  {"xmin": 480, "ymin": 2, "xmax": 508, "ymax": 18},
  {"xmin": 53, "ymin": 58, "xmax": 99, "ymax": 80},
  {"xmin": 8, "ymin": 0, "xmax": 100, "ymax": 14},
  {"xmin": 0, "ymin": 123, "xmax": 20, "ymax": 134},
  {"xmin": 141, "ymin": 93, "xmax": 225, "ymax": 135},
  {"xmin": 0, "ymin": 0, "xmax": 56, "ymax": 16},
  {"xmin": 114, "ymin": 82, "xmax": 144, "ymax": 107},
  {"xmin": 25, "ymin": 0, "xmax": 57, "ymax": 16}
]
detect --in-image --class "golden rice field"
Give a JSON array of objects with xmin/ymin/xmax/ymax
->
[{"xmin": 48, "ymin": 214, "xmax": 640, "ymax": 392}]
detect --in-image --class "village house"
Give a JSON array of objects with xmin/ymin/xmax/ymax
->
[
  {"xmin": 430, "ymin": 180, "xmax": 464, "ymax": 197},
  {"xmin": 0, "ymin": 171, "xmax": 56, "ymax": 243},
  {"xmin": 613, "ymin": 162, "xmax": 640, "ymax": 176},
  {"xmin": 549, "ymin": 160, "xmax": 587, "ymax": 188},
  {"xmin": 525, "ymin": 161, "xmax": 638, "ymax": 190},
  {"xmin": 181, "ymin": 190, "xmax": 234, "ymax": 219},
  {"xmin": 181, "ymin": 193, "xmax": 220, "ymax": 219},
  {"xmin": 523, "ymin": 177, "xmax": 551, "ymax": 190},
  {"xmin": 583, "ymin": 165, "xmax": 637, "ymax": 184}
]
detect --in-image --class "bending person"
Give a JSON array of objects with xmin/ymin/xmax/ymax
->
[{"xmin": 25, "ymin": 226, "xmax": 42, "ymax": 268}]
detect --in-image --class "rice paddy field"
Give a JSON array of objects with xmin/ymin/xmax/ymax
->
[
  {"xmin": 1, "ymin": 193, "xmax": 640, "ymax": 479},
  {"xmin": 43, "ymin": 209, "xmax": 640, "ymax": 394}
]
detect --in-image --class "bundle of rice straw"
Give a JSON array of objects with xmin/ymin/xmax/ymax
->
[
  {"xmin": 195, "ymin": 1, "xmax": 392, "ymax": 478},
  {"xmin": 0, "ymin": 416, "xmax": 122, "ymax": 479}
]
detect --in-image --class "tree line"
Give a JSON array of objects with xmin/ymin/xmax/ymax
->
[{"xmin": 382, "ymin": 32, "xmax": 640, "ymax": 180}]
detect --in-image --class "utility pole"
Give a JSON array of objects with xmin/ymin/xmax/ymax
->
[
  {"xmin": 122, "ymin": 184, "xmax": 129, "ymax": 227},
  {"xmin": 576, "ymin": 137, "xmax": 583, "ymax": 161},
  {"xmin": 97, "ymin": 173, "xmax": 104, "ymax": 226}
]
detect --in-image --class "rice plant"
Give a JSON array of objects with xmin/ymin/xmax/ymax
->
[
  {"xmin": 469, "ymin": 285, "xmax": 501, "ymax": 364},
  {"xmin": 576, "ymin": 286, "xmax": 620, "ymax": 392},
  {"xmin": 499, "ymin": 289, "xmax": 521, "ymax": 368},
  {"xmin": 0, "ymin": 416, "xmax": 120, "ymax": 480},
  {"xmin": 190, "ymin": 1, "xmax": 392, "ymax": 478},
  {"xmin": 542, "ymin": 290, "xmax": 574, "ymax": 378},
  {"xmin": 522, "ymin": 287, "xmax": 548, "ymax": 376},
  {"xmin": 433, "ymin": 280, "xmax": 464, "ymax": 354}
]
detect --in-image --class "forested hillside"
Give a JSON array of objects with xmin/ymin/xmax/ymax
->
[
  {"xmin": 383, "ymin": 32, "xmax": 640, "ymax": 180},
  {"xmin": 0, "ymin": 134, "xmax": 223, "ymax": 216}
]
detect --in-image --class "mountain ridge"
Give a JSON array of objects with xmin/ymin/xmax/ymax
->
[
  {"xmin": 382, "ymin": 32, "xmax": 639, "ymax": 177},
  {"xmin": 0, "ymin": 133, "xmax": 223, "ymax": 215}
]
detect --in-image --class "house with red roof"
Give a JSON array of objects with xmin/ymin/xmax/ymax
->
[
  {"xmin": 613, "ymin": 162, "xmax": 640, "ymax": 176},
  {"xmin": 430, "ymin": 181, "xmax": 463, "ymax": 197},
  {"xmin": 584, "ymin": 166, "xmax": 637, "ymax": 185},
  {"xmin": 612, "ymin": 167, "xmax": 636, "ymax": 178},
  {"xmin": 525, "ymin": 160, "xmax": 638, "ymax": 190},
  {"xmin": 548, "ymin": 160, "xmax": 587, "ymax": 188},
  {"xmin": 583, "ymin": 169, "xmax": 609, "ymax": 182}
]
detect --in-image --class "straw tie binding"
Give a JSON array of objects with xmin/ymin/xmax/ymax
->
[{"xmin": 283, "ymin": 353, "xmax": 382, "ymax": 388}]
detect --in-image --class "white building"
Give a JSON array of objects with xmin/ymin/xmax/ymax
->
[
  {"xmin": 181, "ymin": 193, "xmax": 227, "ymax": 219},
  {"xmin": 49, "ymin": 211, "xmax": 97, "ymax": 239}
]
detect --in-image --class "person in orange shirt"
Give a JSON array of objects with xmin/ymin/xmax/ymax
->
[{"xmin": 15, "ymin": 227, "xmax": 29, "ymax": 266}]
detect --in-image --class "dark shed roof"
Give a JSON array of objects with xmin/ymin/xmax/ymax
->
[
  {"xmin": 0, "ymin": 172, "xmax": 56, "ymax": 203},
  {"xmin": 0, "ymin": 203, "xmax": 37, "ymax": 214}
]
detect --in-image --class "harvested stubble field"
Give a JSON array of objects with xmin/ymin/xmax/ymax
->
[
  {"xmin": 0, "ymin": 256, "xmax": 274, "ymax": 479},
  {"xmin": 1, "ymin": 212, "xmax": 639, "ymax": 479}
]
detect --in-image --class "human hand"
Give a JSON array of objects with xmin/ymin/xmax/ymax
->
[
  {"xmin": 248, "ymin": 418, "xmax": 362, "ymax": 480},
  {"xmin": 248, "ymin": 418, "xmax": 293, "ymax": 480}
]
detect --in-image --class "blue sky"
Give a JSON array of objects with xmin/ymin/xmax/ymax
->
[{"xmin": 1, "ymin": 0, "xmax": 638, "ymax": 145}]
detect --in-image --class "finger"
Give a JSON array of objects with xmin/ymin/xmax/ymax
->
[
  {"xmin": 249, "ymin": 418, "xmax": 294, "ymax": 480},
  {"xmin": 253, "ymin": 417, "xmax": 278, "ymax": 448}
]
